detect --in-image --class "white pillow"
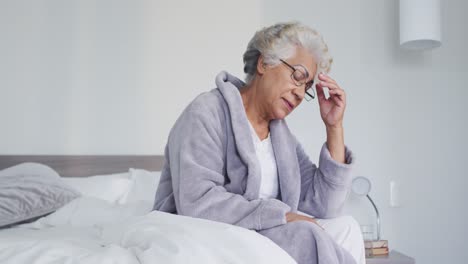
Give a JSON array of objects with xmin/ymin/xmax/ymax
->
[
  {"xmin": 0, "ymin": 163, "xmax": 80, "ymax": 228},
  {"xmin": 124, "ymin": 168, "xmax": 161, "ymax": 204},
  {"xmin": 0, "ymin": 162, "xmax": 60, "ymax": 178},
  {"xmin": 61, "ymin": 172, "xmax": 132, "ymax": 204}
]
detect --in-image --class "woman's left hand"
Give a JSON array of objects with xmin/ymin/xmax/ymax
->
[{"xmin": 316, "ymin": 73, "xmax": 346, "ymax": 128}]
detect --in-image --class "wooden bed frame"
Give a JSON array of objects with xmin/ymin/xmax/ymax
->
[{"xmin": 0, "ymin": 155, "xmax": 165, "ymax": 177}]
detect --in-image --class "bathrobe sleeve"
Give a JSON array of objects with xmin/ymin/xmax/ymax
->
[
  {"xmin": 296, "ymin": 142, "xmax": 354, "ymax": 219},
  {"xmin": 168, "ymin": 105, "xmax": 291, "ymax": 231}
]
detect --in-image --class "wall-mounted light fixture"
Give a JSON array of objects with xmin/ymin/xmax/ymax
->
[{"xmin": 400, "ymin": 0, "xmax": 442, "ymax": 50}]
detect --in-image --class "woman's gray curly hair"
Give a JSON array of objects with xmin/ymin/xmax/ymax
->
[{"xmin": 243, "ymin": 22, "xmax": 333, "ymax": 85}]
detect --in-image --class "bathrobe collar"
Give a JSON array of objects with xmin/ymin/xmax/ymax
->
[{"xmin": 215, "ymin": 71, "xmax": 300, "ymax": 209}]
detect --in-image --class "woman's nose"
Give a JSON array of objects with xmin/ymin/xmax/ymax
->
[{"xmin": 292, "ymin": 87, "xmax": 305, "ymax": 101}]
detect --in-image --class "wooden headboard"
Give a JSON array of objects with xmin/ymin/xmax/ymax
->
[{"xmin": 0, "ymin": 155, "xmax": 165, "ymax": 177}]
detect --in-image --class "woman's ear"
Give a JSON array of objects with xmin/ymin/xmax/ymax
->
[{"xmin": 256, "ymin": 55, "xmax": 267, "ymax": 75}]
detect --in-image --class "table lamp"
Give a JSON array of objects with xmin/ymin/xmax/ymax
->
[{"xmin": 351, "ymin": 176, "xmax": 381, "ymax": 241}]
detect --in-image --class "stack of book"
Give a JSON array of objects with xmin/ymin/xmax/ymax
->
[{"xmin": 365, "ymin": 240, "xmax": 389, "ymax": 257}]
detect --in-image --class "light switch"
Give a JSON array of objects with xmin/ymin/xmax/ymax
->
[{"xmin": 390, "ymin": 180, "xmax": 401, "ymax": 207}]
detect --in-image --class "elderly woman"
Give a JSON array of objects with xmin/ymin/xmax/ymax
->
[{"xmin": 154, "ymin": 22, "xmax": 364, "ymax": 264}]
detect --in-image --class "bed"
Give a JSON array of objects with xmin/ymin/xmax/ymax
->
[
  {"xmin": 0, "ymin": 156, "xmax": 295, "ymax": 264},
  {"xmin": 0, "ymin": 155, "xmax": 297, "ymax": 264}
]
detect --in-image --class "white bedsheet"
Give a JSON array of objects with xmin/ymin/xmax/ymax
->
[{"xmin": 0, "ymin": 197, "xmax": 296, "ymax": 264}]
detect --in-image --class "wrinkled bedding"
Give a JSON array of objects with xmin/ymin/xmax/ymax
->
[{"xmin": 0, "ymin": 197, "xmax": 296, "ymax": 264}]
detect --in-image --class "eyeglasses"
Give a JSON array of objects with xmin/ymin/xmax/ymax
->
[{"xmin": 280, "ymin": 59, "xmax": 315, "ymax": 101}]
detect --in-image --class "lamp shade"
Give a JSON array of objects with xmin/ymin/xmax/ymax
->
[
  {"xmin": 399, "ymin": 0, "xmax": 442, "ymax": 50},
  {"xmin": 351, "ymin": 176, "xmax": 371, "ymax": 196}
]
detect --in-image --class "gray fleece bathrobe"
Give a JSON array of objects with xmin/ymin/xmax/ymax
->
[{"xmin": 153, "ymin": 71, "xmax": 357, "ymax": 264}]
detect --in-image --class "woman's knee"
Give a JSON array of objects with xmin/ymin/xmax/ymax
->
[
  {"xmin": 339, "ymin": 215, "xmax": 361, "ymax": 231},
  {"xmin": 340, "ymin": 215, "xmax": 362, "ymax": 238},
  {"xmin": 260, "ymin": 221, "xmax": 322, "ymax": 263},
  {"xmin": 263, "ymin": 220, "xmax": 322, "ymax": 244},
  {"xmin": 318, "ymin": 215, "xmax": 363, "ymax": 245},
  {"xmin": 323, "ymin": 215, "xmax": 360, "ymax": 232}
]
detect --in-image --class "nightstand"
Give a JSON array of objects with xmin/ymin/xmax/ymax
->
[{"xmin": 366, "ymin": 250, "xmax": 415, "ymax": 264}]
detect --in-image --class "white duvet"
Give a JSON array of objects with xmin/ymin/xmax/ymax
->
[{"xmin": 0, "ymin": 197, "xmax": 296, "ymax": 264}]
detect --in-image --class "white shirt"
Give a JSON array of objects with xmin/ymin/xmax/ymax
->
[{"xmin": 248, "ymin": 122, "xmax": 280, "ymax": 199}]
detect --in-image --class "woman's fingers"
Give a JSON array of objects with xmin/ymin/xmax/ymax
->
[
  {"xmin": 317, "ymin": 74, "xmax": 342, "ymax": 93},
  {"xmin": 316, "ymin": 83, "xmax": 345, "ymax": 102},
  {"xmin": 328, "ymin": 88, "xmax": 345, "ymax": 99},
  {"xmin": 286, "ymin": 212, "xmax": 325, "ymax": 229},
  {"xmin": 316, "ymin": 73, "xmax": 346, "ymax": 110},
  {"xmin": 317, "ymin": 80, "xmax": 339, "ymax": 91},
  {"xmin": 305, "ymin": 217, "xmax": 325, "ymax": 230},
  {"xmin": 328, "ymin": 89, "xmax": 346, "ymax": 107},
  {"xmin": 318, "ymin": 72, "xmax": 338, "ymax": 85},
  {"xmin": 315, "ymin": 83, "xmax": 327, "ymax": 104},
  {"xmin": 299, "ymin": 216, "xmax": 325, "ymax": 229}
]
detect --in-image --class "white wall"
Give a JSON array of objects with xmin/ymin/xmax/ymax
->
[
  {"xmin": 262, "ymin": 1, "xmax": 468, "ymax": 264},
  {"xmin": 1, "ymin": 0, "xmax": 467, "ymax": 263},
  {"xmin": 0, "ymin": 0, "xmax": 260, "ymax": 154}
]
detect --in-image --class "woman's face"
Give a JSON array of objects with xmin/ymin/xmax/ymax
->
[{"xmin": 257, "ymin": 46, "xmax": 317, "ymax": 120}]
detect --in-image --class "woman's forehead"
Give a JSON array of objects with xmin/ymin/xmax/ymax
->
[{"xmin": 289, "ymin": 47, "xmax": 317, "ymax": 75}]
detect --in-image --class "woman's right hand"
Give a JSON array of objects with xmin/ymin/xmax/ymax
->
[{"xmin": 285, "ymin": 212, "xmax": 324, "ymax": 229}]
